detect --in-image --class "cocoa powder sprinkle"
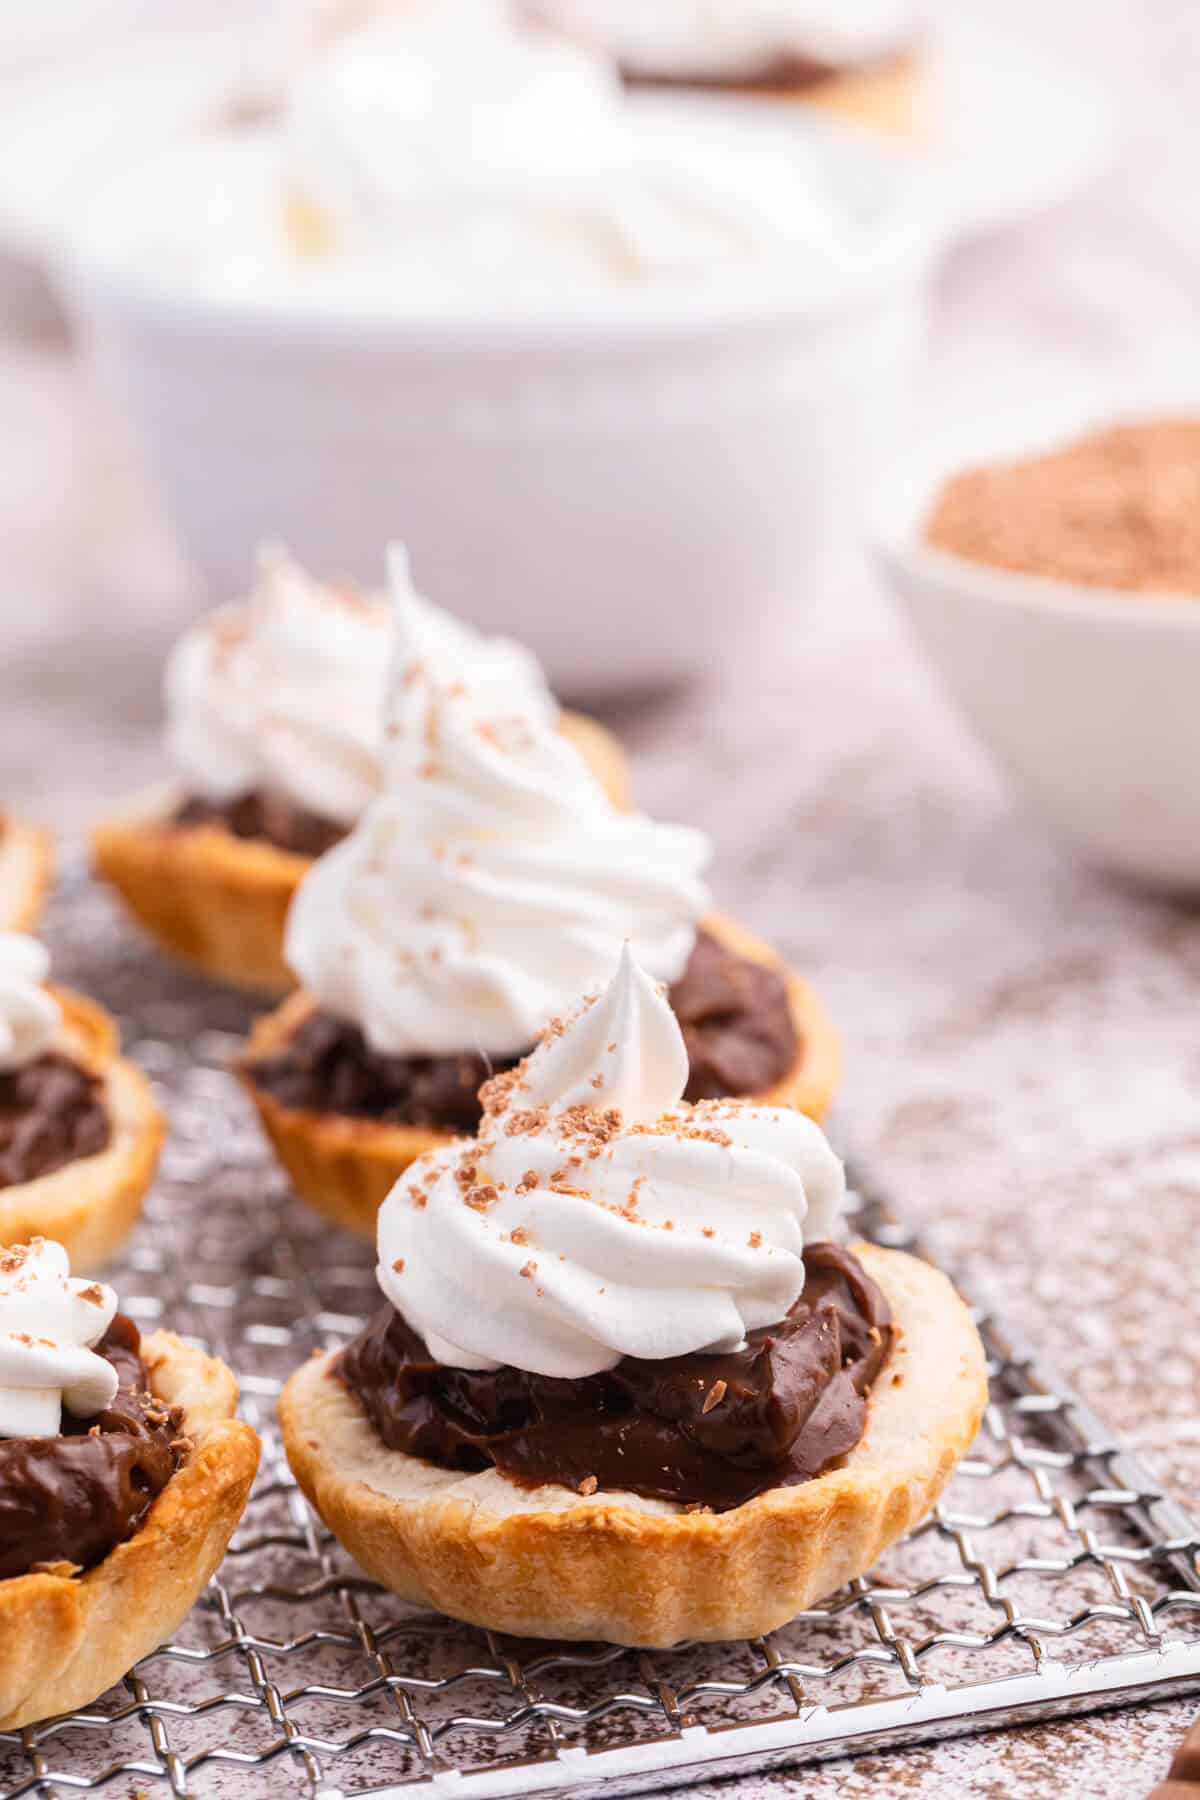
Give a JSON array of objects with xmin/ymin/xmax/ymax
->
[{"xmin": 926, "ymin": 419, "xmax": 1200, "ymax": 594}]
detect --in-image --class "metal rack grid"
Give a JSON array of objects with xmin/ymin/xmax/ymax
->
[{"xmin": 2, "ymin": 870, "xmax": 1199, "ymax": 1800}]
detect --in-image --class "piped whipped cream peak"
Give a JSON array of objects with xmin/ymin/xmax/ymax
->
[
  {"xmin": 375, "ymin": 948, "xmax": 844, "ymax": 1379},
  {"xmin": 385, "ymin": 543, "xmax": 558, "ymax": 760},
  {"xmin": 0, "ymin": 1238, "xmax": 119, "ymax": 1439},
  {"xmin": 164, "ymin": 542, "xmax": 390, "ymax": 827},
  {"xmin": 0, "ymin": 933, "xmax": 60, "ymax": 1074},
  {"xmin": 518, "ymin": 941, "xmax": 688, "ymax": 1126},
  {"xmin": 286, "ymin": 584, "xmax": 710, "ymax": 1058}
]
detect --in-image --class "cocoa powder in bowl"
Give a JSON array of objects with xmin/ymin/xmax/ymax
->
[{"xmin": 924, "ymin": 419, "xmax": 1200, "ymax": 594}]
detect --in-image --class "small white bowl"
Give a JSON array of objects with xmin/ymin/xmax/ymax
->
[
  {"xmin": 874, "ymin": 428, "xmax": 1200, "ymax": 892},
  {"xmin": 56, "ymin": 107, "xmax": 939, "ymax": 697}
]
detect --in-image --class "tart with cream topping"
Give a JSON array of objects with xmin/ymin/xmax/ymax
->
[
  {"xmin": 0, "ymin": 814, "xmax": 52, "ymax": 934},
  {"xmin": 0, "ymin": 1238, "xmax": 259, "ymax": 1727},
  {"xmin": 91, "ymin": 545, "xmax": 627, "ymax": 995},
  {"xmin": 240, "ymin": 586, "xmax": 838, "ymax": 1237},
  {"xmin": 280, "ymin": 948, "xmax": 984, "ymax": 1646},
  {"xmin": 0, "ymin": 934, "xmax": 163, "ymax": 1267},
  {"xmin": 527, "ymin": 0, "xmax": 927, "ymax": 139}
]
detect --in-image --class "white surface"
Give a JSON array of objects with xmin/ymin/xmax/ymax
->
[
  {"xmin": 875, "ymin": 430, "xmax": 1200, "ymax": 891},
  {"xmin": 60, "ymin": 117, "xmax": 937, "ymax": 693}
]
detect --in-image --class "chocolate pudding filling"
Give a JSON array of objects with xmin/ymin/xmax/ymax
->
[
  {"xmin": 0, "ymin": 1315, "xmax": 184, "ymax": 1580},
  {"xmin": 339, "ymin": 1243, "xmax": 891, "ymax": 1511},
  {"xmin": 0, "ymin": 1052, "xmax": 110, "ymax": 1188},
  {"xmin": 173, "ymin": 791, "xmax": 346, "ymax": 859},
  {"xmin": 245, "ymin": 927, "xmax": 800, "ymax": 1129},
  {"xmin": 671, "ymin": 928, "xmax": 799, "ymax": 1100}
]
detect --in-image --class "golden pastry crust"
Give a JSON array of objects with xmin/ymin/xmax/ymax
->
[
  {"xmin": 749, "ymin": 50, "xmax": 927, "ymax": 140},
  {"xmin": 239, "ymin": 912, "xmax": 840, "ymax": 1241},
  {"xmin": 0, "ymin": 815, "xmax": 53, "ymax": 934},
  {"xmin": 90, "ymin": 711, "xmax": 629, "ymax": 996},
  {"xmin": 560, "ymin": 709, "xmax": 630, "ymax": 811},
  {"xmin": 0, "ymin": 988, "xmax": 165, "ymax": 1268},
  {"xmin": 279, "ymin": 1243, "xmax": 986, "ymax": 1647},
  {"xmin": 0, "ymin": 1331, "xmax": 260, "ymax": 1728}
]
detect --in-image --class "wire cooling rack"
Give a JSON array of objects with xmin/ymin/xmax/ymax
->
[{"xmin": 3, "ymin": 870, "xmax": 1200, "ymax": 1800}]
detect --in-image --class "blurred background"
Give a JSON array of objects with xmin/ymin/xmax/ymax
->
[
  {"xmin": 6, "ymin": 3, "xmax": 1200, "ymax": 1787},
  {"xmin": 1, "ymin": 0, "xmax": 1172, "ymax": 817}
]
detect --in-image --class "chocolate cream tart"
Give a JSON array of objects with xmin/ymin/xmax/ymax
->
[
  {"xmin": 0, "ymin": 935, "xmax": 163, "ymax": 1269},
  {"xmin": 525, "ymin": 0, "xmax": 927, "ymax": 139},
  {"xmin": 238, "ymin": 593, "xmax": 838, "ymax": 1235},
  {"xmin": 281, "ymin": 949, "xmax": 985, "ymax": 1647},
  {"xmin": 0, "ymin": 1238, "xmax": 259, "ymax": 1727},
  {"xmin": 92, "ymin": 544, "xmax": 628, "ymax": 996}
]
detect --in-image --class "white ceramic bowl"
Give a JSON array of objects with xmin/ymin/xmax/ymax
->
[
  {"xmin": 57, "ymin": 108, "xmax": 938, "ymax": 696},
  {"xmin": 875, "ymin": 429, "xmax": 1200, "ymax": 892}
]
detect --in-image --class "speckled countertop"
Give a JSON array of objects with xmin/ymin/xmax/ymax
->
[{"xmin": 4, "ymin": 3, "xmax": 1200, "ymax": 1793}]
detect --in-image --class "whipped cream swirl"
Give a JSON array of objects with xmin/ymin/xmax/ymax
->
[
  {"xmin": 383, "ymin": 545, "xmax": 558, "ymax": 746},
  {"xmin": 273, "ymin": 1, "xmax": 854, "ymax": 301},
  {"xmin": 81, "ymin": 0, "xmax": 865, "ymax": 313},
  {"xmin": 0, "ymin": 934, "xmax": 61, "ymax": 1073},
  {"xmin": 287, "ymin": 574, "xmax": 709, "ymax": 1056},
  {"xmin": 164, "ymin": 543, "xmax": 390, "ymax": 828},
  {"xmin": 376, "ymin": 945, "xmax": 844, "ymax": 1379},
  {"xmin": 535, "ymin": 0, "xmax": 916, "ymax": 76},
  {"xmin": 284, "ymin": 0, "xmax": 635, "ymax": 256},
  {"xmin": 0, "ymin": 1238, "xmax": 119, "ymax": 1439}
]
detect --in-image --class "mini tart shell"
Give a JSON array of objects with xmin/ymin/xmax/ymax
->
[
  {"xmin": 728, "ymin": 49, "xmax": 925, "ymax": 139},
  {"xmin": 90, "ymin": 711, "xmax": 630, "ymax": 997},
  {"xmin": 0, "ymin": 815, "xmax": 53, "ymax": 934},
  {"xmin": 239, "ymin": 911, "xmax": 841, "ymax": 1241},
  {"xmin": 0, "ymin": 988, "xmax": 165, "ymax": 1268},
  {"xmin": 279, "ymin": 1243, "xmax": 986, "ymax": 1647},
  {"xmin": 0, "ymin": 1331, "xmax": 260, "ymax": 1729}
]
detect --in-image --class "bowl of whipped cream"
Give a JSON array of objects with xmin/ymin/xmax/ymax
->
[{"xmin": 58, "ymin": 0, "xmax": 939, "ymax": 693}]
